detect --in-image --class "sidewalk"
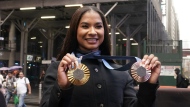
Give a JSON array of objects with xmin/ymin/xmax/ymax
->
[{"xmin": 7, "ymin": 87, "xmax": 40, "ymax": 107}]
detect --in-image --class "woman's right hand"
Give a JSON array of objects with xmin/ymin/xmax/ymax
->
[{"xmin": 57, "ymin": 53, "xmax": 77, "ymax": 89}]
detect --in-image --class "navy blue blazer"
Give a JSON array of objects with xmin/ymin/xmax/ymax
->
[
  {"xmin": 0, "ymin": 91, "xmax": 6, "ymax": 107},
  {"xmin": 40, "ymin": 59, "xmax": 159, "ymax": 107}
]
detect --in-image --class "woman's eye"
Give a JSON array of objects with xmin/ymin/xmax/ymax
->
[
  {"xmin": 81, "ymin": 25, "xmax": 88, "ymax": 28},
  {"xmin": 96, "ymin": 25, "xmax": 103, "ymax": 29}
]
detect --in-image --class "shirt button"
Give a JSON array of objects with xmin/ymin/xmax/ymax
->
[
  {"xmin": 94, "ymin": 68, "xmax": 98, "ymax": 72},
  {"xmin": 100, "ymin": 103, "xmax": 104, "ymax": 107},
  {"xmin": 57, "ymin": 93, "xmax": 60, "ymax": 98},
  {"xmin": 97, "ymin": 84, "xmax": 102, "ymax": 88}
]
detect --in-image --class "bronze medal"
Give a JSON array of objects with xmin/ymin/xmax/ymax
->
[
  {"xmin": 67, "ymin": 63, "xmax": 90, "ymax": 85},
  {"xmin": 130, "ymin": 61, "xmax": 151, "ymax": 82}
]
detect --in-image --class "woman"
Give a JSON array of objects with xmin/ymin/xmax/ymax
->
[{"xmin": 40, "ymin": 6, "xmax": 161, "ymax": 107}]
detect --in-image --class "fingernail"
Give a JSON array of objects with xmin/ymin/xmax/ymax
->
[
  {"xmin": 68, "ymin": 65, "xmax": 71, "ymax": 70},
  {"xmin": 152, "ymin": 64, "xmax": 156, "ymax": 68},
  {"xmin": 71, "ymin": 62, "xmax": 74, "ymax": 69},
  {"xmin": 145, "ymin": 60, "xmax": 149, "ymax": 65},
  {"xmin": 149, "ymin": 64, "xmax": 152, "ymax": 69},
  {"xmin": 142, "ymin": 59, "xmax": 146, "ymax": 62}
]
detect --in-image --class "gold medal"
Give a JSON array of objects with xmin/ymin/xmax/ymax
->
[
  {"xmin": 67, "ymin": 56, "xmax": 90, "ymax": 85},
  {"xmin": 130, "ymin": 61, "xmax": 151, "ymax": 82}
]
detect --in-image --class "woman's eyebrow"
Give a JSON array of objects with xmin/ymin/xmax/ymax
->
[
  {"xmin": 80, "ymin": 22, "xmax": 103, "ymax": 25},
  {"xmin": 96, "ymin": 22, "xmax": 103, "ymax": 25}
]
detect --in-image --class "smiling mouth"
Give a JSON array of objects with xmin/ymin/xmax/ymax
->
[{"xmin": 85, "ymin": 38, "xmax": 98, "ymax": 43}]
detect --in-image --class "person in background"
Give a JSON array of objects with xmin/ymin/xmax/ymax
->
[
  {"xmin": 13, "ymin": 69, "xmax": 20, "ymax": 78},
  {"xmin": 0, "ymin": 71, "xmax": 6, "ymax": 96},
  {"xmin": 40, "ymin": 6, "xmax": 161, "ymax": 107},
  {"xmin": 39, "ymin": 69, "xmax": 45, "ymax": 84},
  {"xmin": 175, "ymin": 68, "xmax": 189, "ymax": 88},
  {"xmin": 38, "ymin": 69, "xmax": 46, "ymax": 96},
  {"xmin": 15, "ymin": 71, "xmax": 31, "ymax": 107},
  {"xmin": 0, "ymin": 71, "xmax": 4, "ymax": 85},
  {"xmin": 5, "ymin": 71, "xmax": 16, "ymax": 105},
  {"xmin": 1, "ymin": 70, "xmax": 7, "ymax": 80},
  {"xmin": 1, "ymin": 71, "xmax": 7, "ymax": 97}
]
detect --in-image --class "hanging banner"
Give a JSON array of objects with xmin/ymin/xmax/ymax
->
[{"xmin": 160, "ymin": 65, "xmax": 180, "ymax": 76}]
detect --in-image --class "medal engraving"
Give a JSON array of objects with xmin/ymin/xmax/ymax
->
[
  {"xmin": 130, "ymin": 61, "xmax": 151, "ymax": 82},
  {"xmin": 136, "ymin": 66, "xmax": 146, "ymax": 77},
  {"xmin": 73, "ymin": 68, "xmax": 84, "ymax": 80}
]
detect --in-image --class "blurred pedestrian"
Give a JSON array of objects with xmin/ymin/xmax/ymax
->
[
  {"xmin": 39, "ymin": 69, "xmax": 45, "ymax": 84},
  {"xmin": 13, "ymin": 69, "xmax": 20, "ymax": 78},
  {"xmin": 175, "ymin": 68, "xmax": 189, "ymax": 88},
  {"xmin": 1, "ymin": 70, "xmax": 7, "ymax": 80},
  {"xmin": 0, "ymin": 72, "xmax": 6, "ymax": 95},
  {"xmin": 0, "ymin": 72, "xmax": 4, "ymax": 85},
  {"xmin": 15, "ymin": 71, "xmax": 31, "ymax": 107},
  {"xmin": 5, "ymin": 71, "xmax": 17, "ymax": 105}
]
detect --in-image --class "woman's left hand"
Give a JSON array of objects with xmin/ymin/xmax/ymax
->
[{"xmin": 141, "ymin": 54, "xmax": 161, "ymax": 84}]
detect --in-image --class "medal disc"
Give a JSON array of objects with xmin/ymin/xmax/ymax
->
[
  {"xmin": 73, "ymin": 68, "xmax": 84, "ymax": 80},
  {"xmin": 130, "ymin": 61, "xmax": 151, "ymax": 82},
  {"xmin": 67, "ymin": 63, "xmax": 90, "ymax": 85}
]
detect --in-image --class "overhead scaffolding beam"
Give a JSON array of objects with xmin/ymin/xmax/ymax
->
[
  {"xmin": 115, "ymin": 14, "xmax": 131, "ymax": 28},
  {"xmin": 0, "ymin": 9, "xmax": 14, "ymax": 26},
  {"xmin": 115, "ymin": 14, "xmax": 131, "ymax": 37},
  {"xmin": 0, "ymin": 0, "xmax": 137, "ymax": 10},
  {"xmin": 104, "ymin": 2, "xmax": 118, "ymax": 17}
]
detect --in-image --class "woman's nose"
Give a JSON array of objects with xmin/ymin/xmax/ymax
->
[{"xmin": 88, "ymin": 27, "xmax": 97, "ymax": 34}]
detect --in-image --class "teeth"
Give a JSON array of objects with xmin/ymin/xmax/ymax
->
[
  {"xmin": 86, "ymin": 38, "xmax": 97, "ymax": 42},
  {"xmin": 86, "ymin": 38, "xmax": 97, "ymax": 40}
]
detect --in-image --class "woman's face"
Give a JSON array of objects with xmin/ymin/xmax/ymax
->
[{"xmin": 77, "ymin": 10, "xmax": 104, "ymax": 52}]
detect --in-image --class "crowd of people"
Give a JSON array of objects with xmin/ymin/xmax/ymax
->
[{"xmin": 0, "ymin": 69, "xmax": 31, "ymax": 107}]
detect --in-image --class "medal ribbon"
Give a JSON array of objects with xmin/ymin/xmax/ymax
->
[{"xmin": 75, "ymin": 51, "xmax": 141, "ymax": 71}]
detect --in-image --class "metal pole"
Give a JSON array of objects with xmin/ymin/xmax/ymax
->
[
  {"xmin": 39, "ymin": 83, "xmax": 42, "ymax": 104},
  {"xmin": 96, "ymin": 3, "xmax": 100, "ymax": 9}
]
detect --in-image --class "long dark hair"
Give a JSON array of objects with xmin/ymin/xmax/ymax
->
[{"xmin": 57, "ymin": 6, "xmax": 111, "ymax": 60}]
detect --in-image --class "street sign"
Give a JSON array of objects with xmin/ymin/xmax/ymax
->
[{"xmin": 42, "ymin": 60, "xmax": 51, "ymax": 64}]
